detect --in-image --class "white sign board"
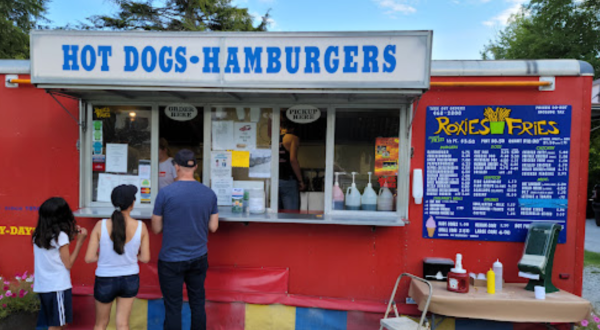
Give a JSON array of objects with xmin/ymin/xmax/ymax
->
[
  {"xmin": 165, "ymin": 103, "xmax": 198, "ymax": 121},
  {"xmin": 30, "ymin": 31, "xmax": 432, "ymax": 89},
  {"xmin": 286, "ymin": 105, "xmax": 321, "ymax": 124}
]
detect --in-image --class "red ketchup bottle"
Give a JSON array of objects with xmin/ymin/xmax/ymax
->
[{"xmin": 447, "ymin": 253, "xmax": 469, "ymax": 293}]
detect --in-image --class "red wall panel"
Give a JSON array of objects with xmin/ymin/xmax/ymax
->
[{"xmin": 0, "ymin": 73, "xmax": 591, "ymax": 311}]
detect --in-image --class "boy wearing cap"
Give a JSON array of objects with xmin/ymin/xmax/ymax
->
[{"xmin": 151, "ymin": 149, "xmax": 219, "ymax": 330}]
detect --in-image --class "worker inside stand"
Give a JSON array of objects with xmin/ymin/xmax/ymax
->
[
  {"xmin": 279, "ymin": 118, "xmax": 304, "ymax": 211},
  {"xmin": 158, "ymin": 138, "xmax": 177, "ymax": 190}
]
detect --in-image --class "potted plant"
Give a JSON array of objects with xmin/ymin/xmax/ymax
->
[
  {"xmin": 577, "ymin": 309, "xmax": 600, "ymax": 329},
  {"xmin": 0, "ymin": 272, "xmax": 39, "ymax": 330}
]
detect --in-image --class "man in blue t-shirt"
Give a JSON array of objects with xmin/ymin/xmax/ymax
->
[{"xmin": 152, "ymin": 149, "xmax": 219, "ymax": 330}]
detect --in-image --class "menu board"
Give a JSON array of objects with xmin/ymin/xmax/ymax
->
[{"xmin": 423, "ymin": 105, "xmax": 571, "ymax": 243}]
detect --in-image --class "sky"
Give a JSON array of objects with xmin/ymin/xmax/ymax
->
[{"xmin": 45, "ymin": 0, "xmax": 528, "ymax": 60}]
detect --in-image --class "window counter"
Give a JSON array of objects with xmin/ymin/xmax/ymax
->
[{"xmin": 74, "ymin": 207, "xmax": 406, "ymax": 227}]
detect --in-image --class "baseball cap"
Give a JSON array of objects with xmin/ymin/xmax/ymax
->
[
  {"xmin": 111, "ymin": 184, "xmax": 138, "ymax": 209},
  {"xmin": 173, "ymin": 149, "xmax": 197, "ymax": 167}
]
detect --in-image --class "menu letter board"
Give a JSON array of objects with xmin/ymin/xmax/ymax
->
[{"xmin": 423, "ymin": 105, "xmax": 571, "ymax": 243}]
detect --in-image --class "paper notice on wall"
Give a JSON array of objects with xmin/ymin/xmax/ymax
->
[
  {"xmin": 231, "ymin": 150, "xmax": 250, "ymax": 168},
  {"xmin": 138, "ymin": 160, "xmax": 151, "ymax": 179},
  {"xmin": 211, "ymin": 151, "xmax": 232, "ymax": 179},
  {"xmin": 212, "ymin": 120, "xmax": 235, "ymax": 150},
  {"xmin": 97, "ymin": 173, "xmax": 142, "ymax": 204},
  {"xmin": 249, "ymin": 149, "xmax": 272, "ymax": 178},
  {"xmin": 212, "ymin": 177, "xmax": 233, "ymax": 206},
  {"xmin": 97, "ymin": 174, "xmax": 120, "ymax": 202},
  {"xmin": 106, "ymin": 143, "xmax": 128, "ymax": 173},
  {"xmin": 234, "ymin": 122, "xmax": 256, "ymax": 150}
]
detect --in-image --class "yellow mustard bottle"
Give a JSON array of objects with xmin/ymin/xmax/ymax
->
[{"xmin": 487, "ymin": 269, "xmax": 495, "ymax": 294}]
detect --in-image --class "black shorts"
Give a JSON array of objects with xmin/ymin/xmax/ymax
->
[
  {"xmin": 94, "ymin": 274, "xmax": 140, "ymax": 303},
  {"xmin": 38, "ymin": 289, "xmax": 73, "ymax": 327}
]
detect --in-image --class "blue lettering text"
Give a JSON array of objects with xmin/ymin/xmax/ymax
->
[
  {"xmin": 159, "ymin": 47, "xmax": 173, "ymax": 73},
  {"xmin": 62, "ymin": 45, "xmax": 79, "ymax": 71},
  {"xmin": 383, "ymin": 45, "xmax": 396, "ymax": 73},
  {"xmin": 343, "ymin": 46, "xmax": 358, "ymax": 73},
  {"xmin": 304, "ymin": 46, "xmax": 320, "ymax": 73},
  {"xmin": 285, "ymin": 47, "xmax": 300, "ymax": 74},
  {"xmin": 203, "ymin": 47, "xmax": 220, "ymax": 73},
  {"xmin": 362, "ymin": 45, "xmax": 379, "ymax": 73},
  {"xmin": 225, "ymin": 47, "xmax": 240, "ymax": 73},
  {"xmin": 324, "ymin": 46, "xmax": 339, "ymax": 74},
  {"xmin": 266, "ymin": 47, "xmax": 281, "ymax": 74},
  {"xmin": 175, "ymin": 47, "xmax": 186, "ymax": 73},
  {"xmin": 244, "ymin": 47, "xmax": 263, "ymax": 73},
  {"xmin": 97, "ymin": 46, "xmax": 112, "ymax": 72},
  {"xmin": 124, "ymin": 46, "xmax": 139, "ymax": 72},
  {"xmin": 142, "ymin": 46, "xmax": 157, "ymax": 72}
]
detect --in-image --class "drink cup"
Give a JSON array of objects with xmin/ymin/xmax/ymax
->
[{"xmin": 534, "ymin": 286, "xmax": 545, "ymax": 300}]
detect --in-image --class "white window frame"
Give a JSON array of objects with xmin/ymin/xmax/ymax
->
[
  {"xmin": 80, "ymin": 101, "xmax": 159, "ymax": 209},
  {"xmin": 80, "ymin": 100, "xmax": 411, "ymax": 222},
  {"xmin": 322, "ymin": 105, "xmax": 410, "ymax": 220},
  {"xmin": 203, "ymin": 103, "xmax": 409, "ymax": 220}
]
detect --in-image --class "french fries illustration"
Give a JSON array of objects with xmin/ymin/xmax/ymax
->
[{"xmin": 485, "ymin": 107, "xmax": 511, "ymax": 134}]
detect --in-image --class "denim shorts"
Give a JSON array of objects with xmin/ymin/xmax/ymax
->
[{"xmin": 94, "ymin": 274, "xmax": 140, "ymax": 303}]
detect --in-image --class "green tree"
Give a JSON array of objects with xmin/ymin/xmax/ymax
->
[
  {"xmin": 483, "ymin": 0, "xmax": 600, "ymax": 208},
  {"xmin": 482, "ymin": 0, "xmax": 600, "ymax": 78},
  {"xmin": 0, "ymin": 0, "xmax": 48, "ymax": 59},
  {"xmin": 81, "ymin": 0, "xmax": 269, "ymax": 31}
]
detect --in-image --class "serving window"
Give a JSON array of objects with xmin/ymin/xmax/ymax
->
[
  {"xmin": 208, "ymin": 107, "xmax": 273, "ymax": 211},
  {"xmin": 87, "ymin": 105, "xmax": 154, "ymax": 207},
  {"xmin": 81, "ymin": 101, "xmax": 409, "ymax": 224},
  {"xmin": 332, "ymin": 109, "xmax": 400, "ymax": 214}
]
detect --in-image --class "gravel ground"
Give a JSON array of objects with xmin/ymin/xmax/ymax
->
[{"xmin": 583, "ymin": 266, "xmax": 600, "ymax": 311}]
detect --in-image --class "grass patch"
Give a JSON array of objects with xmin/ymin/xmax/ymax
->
[{"xmin": 584, "ymin": 250, "xmax": 600, "ymax": 268}]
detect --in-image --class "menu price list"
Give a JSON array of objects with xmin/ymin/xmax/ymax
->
[{"xmin": 423, "ymin": 105, "xmax": 571, "ymax": 243}]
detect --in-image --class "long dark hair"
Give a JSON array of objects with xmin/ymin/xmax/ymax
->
[
  {"xmin": 111, "ymin": 208, "xmax": 127, "ymax": 255},
  {"xmin": 32, "ymin": 197, "xmax": 77, "ymax": 249},
  {"xmin": 111, "ymin": 187, "xmax": 136, "ymax": 255}
]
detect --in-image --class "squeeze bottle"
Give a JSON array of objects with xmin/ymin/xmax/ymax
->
[
  {"xmin": 345, "ymin": 172, "xmax": 362, "ymax": 211},
  {"xmin": 493, "ymin": 259, "xmax": 503, "ymax": 292},
  {"xmin": 487, "ymin": 269, "xmax": 496, "ymax": 294},
  {"xmin": 377, "ymin": 177, "xmax": 394, "ymax": 211},
  {"xmin": 447, "ymin": 253, "xmax": 469, "ymax": 293},
  {"xmin": 333, "ymin": 172, "xmax": 346, "ymax": 210},
  {"xmin": 361, "ymin": 172, "xmax": 378, "ymax": 211}
]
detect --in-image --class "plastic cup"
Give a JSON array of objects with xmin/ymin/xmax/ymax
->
[{"xmin": 534, "ymin": 286, "xmax": 545, "ymax": 300}]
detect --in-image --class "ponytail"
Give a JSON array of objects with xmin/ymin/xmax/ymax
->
[{"xmin": 111, "ymin": 209, "xmax": 126, "ymax": 255}]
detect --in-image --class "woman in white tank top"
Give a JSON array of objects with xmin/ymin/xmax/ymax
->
[{"xmin": 84, "ymin": 185, "xmax": 150, "ymax": 330}]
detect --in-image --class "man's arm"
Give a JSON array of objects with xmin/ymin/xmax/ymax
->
[
  {"xmin": 209, "ymin": 213, "xmax": 219, "ymax": 233},
  {"xmin": 151, "ymin": 215, "xmax": 163, "ymax": 234}
]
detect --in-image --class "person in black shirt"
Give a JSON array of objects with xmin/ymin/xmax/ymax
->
[{"xmin": 279, "ymin": 119, "xmax": 304, "ymax": 210}]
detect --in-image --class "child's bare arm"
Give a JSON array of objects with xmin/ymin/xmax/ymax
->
[{"xmin": 59, "ymin": 227, "xmax": 88, "ymax": 270}]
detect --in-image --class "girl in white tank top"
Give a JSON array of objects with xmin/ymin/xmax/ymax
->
[{"xmin": 84, "ymin": 185, "xmax": 150, "ymax": 330}]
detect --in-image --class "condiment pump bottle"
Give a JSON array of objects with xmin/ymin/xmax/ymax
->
[
  {"xmin": 447, "ymin": 253, "xmax": 469, "ymax": 293},
  {"xmin": 493, "ymin": 259, "xmax": 503, "ymax": 292}
]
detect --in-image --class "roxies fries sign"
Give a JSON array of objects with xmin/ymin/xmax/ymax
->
[{"xmin": 433, "ymin": 105, "xmax": 566, "ymax": 136}]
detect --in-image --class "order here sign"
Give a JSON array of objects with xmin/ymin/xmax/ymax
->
[{"xmin": 30, "ymin": 30, "xmax": 432, "ymax": 89}]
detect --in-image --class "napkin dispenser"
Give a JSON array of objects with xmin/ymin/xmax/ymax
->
[{"xmin": 517, "ymin": 223, "xmax": 561, "ymax": 293}]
